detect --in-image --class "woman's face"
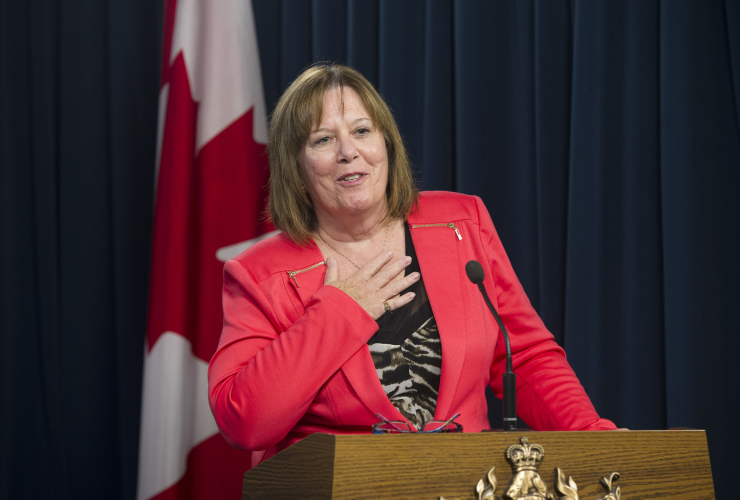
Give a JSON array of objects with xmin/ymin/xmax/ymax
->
[{"xmin": 300, "ymin": 86, "xmax": 389, "ymax": 223}]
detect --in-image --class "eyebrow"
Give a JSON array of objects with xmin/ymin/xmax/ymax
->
[{"xmin": 309, "ymin": 118, "xmax": 372, "ymax": 135}]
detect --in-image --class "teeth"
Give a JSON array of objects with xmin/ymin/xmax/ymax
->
[{"xmin": 343, "ymin": 174, "xmax": 361, "ymax": 181}]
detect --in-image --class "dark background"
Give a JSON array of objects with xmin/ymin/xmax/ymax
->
[{"xmin": 1, "ymin": 1, "xmax": 738, "ymax": 499}]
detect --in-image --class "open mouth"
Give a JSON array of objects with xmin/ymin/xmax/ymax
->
[{"xmin": 339, "ymin": 173, "xmax": 364, "ymax": 182}]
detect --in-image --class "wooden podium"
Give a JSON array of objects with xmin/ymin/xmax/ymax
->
[{"xmin": 242, "ymin": 429, "xmax": 714, "ymax": 499}]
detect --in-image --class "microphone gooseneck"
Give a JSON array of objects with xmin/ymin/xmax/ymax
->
[{"xmin": 466, "ymin": 260, "xmax": 517, "ymax": 432}]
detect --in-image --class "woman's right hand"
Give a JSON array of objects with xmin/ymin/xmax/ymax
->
[{"xmin": 323, "ymin": 251, "xmax": 419, "ymax": 320}]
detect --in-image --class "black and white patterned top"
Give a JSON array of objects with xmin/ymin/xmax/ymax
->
[{"xmin": 368, "ymin": 223, "xmax": 442, "ymax": 430}]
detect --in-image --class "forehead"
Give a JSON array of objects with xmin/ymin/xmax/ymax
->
[{"xmin": 312, "ymin": 86, "xmax": 371, "ymax": 128}]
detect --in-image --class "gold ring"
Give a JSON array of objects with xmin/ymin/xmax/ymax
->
[{"xmin": 383, "ymin": 302, "xmax": 391, "ymax": 312}]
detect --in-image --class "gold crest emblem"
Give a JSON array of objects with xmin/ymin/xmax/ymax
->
[
  {"xmin": 502, "ymin": 437, "xmax": 553, "ymax": 499},
  {"xmin": 443, "ymin": 436, "xmax": 622, "ymax": 500}
]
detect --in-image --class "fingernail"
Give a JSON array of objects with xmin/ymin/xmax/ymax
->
[
  {"xmin": 326, "ymin": 257, "xmax": 334, "ymax": 266},
  {"xmin": 407, "ymin": 292, "xmax": 416, "ymax": 298},
  {"xmin": 386, "ymin": 251, "xmax": 393, "ymax": 258},
  {"xmin": 413, "ymin": 272, "xmax": 420, "ymax": 280},
  {"xmin": 404, "ymin": 256, "xmax": 412, "ymax": 264}
]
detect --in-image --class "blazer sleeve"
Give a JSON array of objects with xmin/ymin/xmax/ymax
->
[
  {"xmin": 207, "ymin": 259, "xmax": 379, "ymax": 451},
  {"xmin": 475, "ymin": 196, "xmax": 616, "ymax": 431}
]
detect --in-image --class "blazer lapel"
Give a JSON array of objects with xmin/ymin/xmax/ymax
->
[
  {"xmin": 285, "ymin": 242, "xmax": 408, "ymax": 423},
  {"xmin": 341, "ymin": 347, "xmax": 409, "ymax": 422},
  {"xmin": 408, "ymin": 215, "xmax": 469, "ymax": 420}
]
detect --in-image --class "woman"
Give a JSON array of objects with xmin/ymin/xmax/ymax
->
[{"xmin": 208, "ymin": 64, "xmax": 616, "ymax": 468}]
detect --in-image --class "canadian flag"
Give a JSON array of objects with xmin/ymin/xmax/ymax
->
[{"xmin": 137, "ymin": 0, "xmax": 277, "ymax": 498}]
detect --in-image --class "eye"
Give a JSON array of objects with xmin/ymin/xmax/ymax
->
[
  {"xmin": 315, "ymin": 136, "xmax": 330, "ymax": 145},
  {"xmin": 356, "ymin": 127, "xmax": 370, "ymax": 136}
]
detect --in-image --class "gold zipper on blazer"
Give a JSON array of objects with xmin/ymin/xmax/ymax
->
[
  {"xmin": 286, "ymin": 261, "xmax": 325, "ymax": 287},
  {"xmin": 410, "ymin": 222, "xmax": 462, "ymax": 240}
]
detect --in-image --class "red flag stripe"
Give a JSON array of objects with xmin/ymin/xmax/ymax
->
[
  {"xmin": 160, "ymin": 0, "xmax": 178, "ymax": 88},
  {"xmin": 139, "ymin": 0, "xmax": 270, "ymax": 497},
  {"xmin": 149, "ymin": 434, "xmax": 252, "ymax": 500}
]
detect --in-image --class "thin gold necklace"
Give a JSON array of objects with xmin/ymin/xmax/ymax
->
[{"xmin": 318, "ymin": 220, "xmax": 392, "ymax": 269}]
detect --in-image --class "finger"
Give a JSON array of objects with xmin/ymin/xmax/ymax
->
[
  {"xmin": 384, "ymin": 271, "xmax": 420, "ymax": 297},
  {"xmin": 358, "ymin": 250, "xmax": 394, "ymax": 280},
  {"xmin": 387, "ymin": 259, "xmax": 411, "ymax": 283},
  {"xmin": 384, "ymin": 292, "xmax": 416, "ymax": 312},
  {"xmin": 371, "ymin": 255, "xmax": 412, "ymax": 286},
  {"xmin": 323, "ymin": 257, "xmax": 339, "ymax": 285}
]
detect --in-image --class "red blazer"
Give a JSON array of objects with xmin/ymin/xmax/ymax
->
[{"xmin": 208, "ymin": 192, "xmax": 615, "ymax": 468}]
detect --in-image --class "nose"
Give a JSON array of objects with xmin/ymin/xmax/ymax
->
[{"xmin": 336, "ymin": 133, "xmax": 359, "ymax": 163}]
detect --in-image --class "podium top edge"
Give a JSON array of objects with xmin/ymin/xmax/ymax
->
[{"xmin": 306, "ymin": 428, "xmax": 706, "ymax": 442}]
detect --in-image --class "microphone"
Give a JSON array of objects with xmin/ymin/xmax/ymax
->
[{"xmin": 465, "ymin": 260, "xmax": 517, "ymax": 432}]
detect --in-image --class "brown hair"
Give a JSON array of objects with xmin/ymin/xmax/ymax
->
[{"xmin": 268, "ymin": 63, "xmax": 418, "ymax": 244}]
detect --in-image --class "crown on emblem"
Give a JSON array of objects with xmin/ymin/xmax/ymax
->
[{"xmin": 505, "ymin": 436, "xmax": 545, "ymax": 472}]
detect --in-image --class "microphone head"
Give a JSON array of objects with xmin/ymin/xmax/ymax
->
[{"xmin": 465, "ymin": 260, "xmax": 485, "ymax": 284}]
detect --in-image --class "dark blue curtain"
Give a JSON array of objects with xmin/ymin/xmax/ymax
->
[
  {"xmin": 0, "ymin": 0, "xmax": 161, "ymax": 499},
  {"xmin": 1, "ymin": 0, "xmax": 738, "ymax": 498}
]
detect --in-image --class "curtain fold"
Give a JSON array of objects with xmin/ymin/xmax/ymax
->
[
  {"xmin": 0, "ymin": 0, "xmax": 161, "ymax": 498},
  {"xmin": 533, "ymin": 1, "xmax": 572, "ymax": 347},
  {"xmin": 565, "ymin": 0, "xmax": 666, "ymax": 429},
  {"xmin": 660, "ymin": 2, "xmax": 740, "ymax": 491}
]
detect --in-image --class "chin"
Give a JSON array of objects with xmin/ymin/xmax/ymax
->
[{"xmin": 342, "ymin": 193, "xmax": 384, "ymax": 214}]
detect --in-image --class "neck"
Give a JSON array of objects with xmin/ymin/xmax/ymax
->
[{"xmin": 315, "ymin": 204, "xmax": 390, "ymax": 244}]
